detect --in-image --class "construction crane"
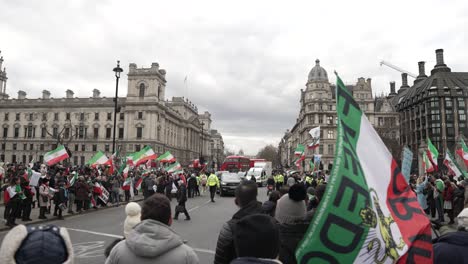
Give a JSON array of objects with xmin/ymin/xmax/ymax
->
[{"xmin": 380, "ymin": 60, "xmax": 417, "ymax": 78}]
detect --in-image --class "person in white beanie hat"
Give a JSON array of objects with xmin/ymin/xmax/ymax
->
[
  {"xmin": 105, "ymin": 202, "xmax": 142, "ymax": 258},
  {"xmin": 124, "ymin": 202, "xmax": 141, "ymax": 238}
]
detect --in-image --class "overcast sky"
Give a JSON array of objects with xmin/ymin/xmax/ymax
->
[{"xmin": 1, "ymin": 0, "xmax": 467, "ymax": 155}]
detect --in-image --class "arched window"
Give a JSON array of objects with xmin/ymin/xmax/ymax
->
[{"xmin": 139, "ymin": 83, "xmax": 145, "ymax": 98}]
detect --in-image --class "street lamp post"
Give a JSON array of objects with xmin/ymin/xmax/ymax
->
[
  {"xmin": 200, "ymin": 122, "xmax": 205, "ymax": 163},
  {"xmin": 112, "ymin": 61, "xmax": 123, "ymax": 154}
]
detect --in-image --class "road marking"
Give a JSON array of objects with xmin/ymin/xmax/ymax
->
[
  {"xmin": 73, "ymin": 241, "xmax": 106, "ymax": 258},
  {"xmin": 192, "ymin": 248, "xmax": 216, "ymax": 255},
  {"xmin": 188, "ymin": 200, "xmax": 212, "ymax": 212},
  {"xmin": 68, "ymin": 227, "xmax": 215, "ymax": 255},
  {"xmin": 67, "ymin": 228, "xmax": 122, "ymax": 238}
]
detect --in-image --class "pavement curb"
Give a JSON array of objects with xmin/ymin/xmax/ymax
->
[{"xmin": 0, "ymin": 198, "xmax": 144, "ymax": 232}]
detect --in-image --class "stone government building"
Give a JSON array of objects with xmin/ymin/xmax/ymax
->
[
  {"xmin": 278, "ymin": 59, "xmax": 400, "ymax": 170},
  {"xmin": 0, "ymin": 54, "xmax": 225, "ymax": 167},
  {"xmin": 392, "ymin": 49, "xmax": 468, "ymax": 172},
  {"xmin": 279, "ymin": 49, "xmax": 468, "ymax": 174}
]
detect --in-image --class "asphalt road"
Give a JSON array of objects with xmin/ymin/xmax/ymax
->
[{"xmin": 0, "ymin": 187, "xmax": 269, "ymax": 264}]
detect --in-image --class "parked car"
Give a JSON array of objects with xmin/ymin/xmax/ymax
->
[{"xmin": 219, "ymin": 172, "xmax": 242, "ymax": 196}]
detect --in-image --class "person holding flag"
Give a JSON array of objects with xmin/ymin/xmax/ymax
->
[
  {"xmin": 5, "ymin": 177, "xmax": 22, "ymax": 227},
  {"xmin": 67, "ymin": 172, "xmax": 78, "ymax": 214}
]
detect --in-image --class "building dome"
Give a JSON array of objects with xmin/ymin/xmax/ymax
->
[{"xmin": 308, "ymin": 59, "xmax": 328, "ymax": 82}]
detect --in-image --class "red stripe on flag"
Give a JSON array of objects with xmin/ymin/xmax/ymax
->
[
  {"xmin": 386, "ymin": 160, "xmax": 433, "ymax": 263},
  {"xmin": 46, "ymin": 154, "xmax": 69, "ymax": 166}
]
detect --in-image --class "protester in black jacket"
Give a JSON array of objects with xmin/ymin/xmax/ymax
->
[
  {"xmin": 261, "ymin": 191, "xmax": 280, "ymax": 217},
  {"xmin": 20, "ymin": 180, "xmax": 33, "ymax": 221},
  {"xmin": 215, "ymin": 181, "xmax": 263, "ymax": 264},
  {"xmin": 174, "ymin": 181, "xmax": 190, "ymax": 220},
  {"xmin": 53, "ymin": 181, "xmax": 68, "ymax": 220}
]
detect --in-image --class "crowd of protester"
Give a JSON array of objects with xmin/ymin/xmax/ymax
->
[
  {"xmin": 0, "ymin": 161, "xmax": 212, "ymax": 228},
  {"xmin": 1, "ymin": 165, "xmax": 468, "ymax": 263}
]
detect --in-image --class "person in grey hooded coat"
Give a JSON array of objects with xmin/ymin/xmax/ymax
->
[{"xmin": 105, "ymin": 193, "xmax": 199, "ymax": 264}]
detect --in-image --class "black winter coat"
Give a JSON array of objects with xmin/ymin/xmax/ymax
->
[
  {"xmin": 277, "ymin": 221, "xmax": 310, "ymax": 264},
  {"xmin": 214, "ymin": 201, "xmax": 263, "ymax": 264},
  {"xmin": 177, "ymin": 185, "xmax": 187, "ymax": 204},
  {"xmin": 261, "ymin": 200, "xmax": 276, "ymax": 217},
  {"xmin": 433, "ymin": 231, "xmax": 468, "ymax": 264}
]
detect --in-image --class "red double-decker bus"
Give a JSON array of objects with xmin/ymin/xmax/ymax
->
[{"xmin": 220, "ymin": 156, "xmax": 251, "ymax": 172}]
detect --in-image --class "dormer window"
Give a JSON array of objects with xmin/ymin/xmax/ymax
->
[{"xmin": 139, "ymin": 83, "xmax": 145, "ymax": 98}]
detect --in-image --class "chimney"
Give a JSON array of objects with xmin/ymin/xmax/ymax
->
[
  {"xmin": 435, "ymin": 49, "xmax": 445, "ymax": 66},
  {"xmin": 151, "ymin": 62, "xmax": 159, "ymax": 70},
  {"xmin": 366, "ymin": 78, "xmax": 372, "ymax": 87},
  {"xmin": 431, "ymin": 48, "xmax": 451, "ymax": 74},
  {"xmin": 414, "ymin": 61, "xmax": 428, "ymax": 84},
  {"xmin": 398, "ymin": 73, "xmax": 410, "ymax": 94},
  {"xmin": 42, "ymin": 90, "xmax": 50, "ymax": 99},
  {"xmin": 66, "ymin": 89, "xmax": 74, "ymax": 99},
  {"xmin": 92, "ymin": 89, "xmax": 100, "ymax": 98},
  {"xmin": 401, "ymin": 73, "xmax": 408, "ymax": 87},
  {"xmin": 389, "ymin": 82, "xmax": 396, "ymax": 95},
  {"xmin": 18, "ymin": 90, "xmax": 27, "ymax": 100},
  {"xmin": 418, "ymin": 61, "xmax": 427, "ymax": 77}
]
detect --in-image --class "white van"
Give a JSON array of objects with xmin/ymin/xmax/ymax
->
[{"xmin": 246, "ymin": 161, "xmax": 272, "ymax": 186}]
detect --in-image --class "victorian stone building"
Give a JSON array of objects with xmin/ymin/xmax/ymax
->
[
  {"xmin": 393, "ymin": 49, "xmax": 468, "ymax": 171},
  {"xmin": 0, "ymin": 55, "xmax": 224, "ymax": 166},
  {"xmin": 278, "ymin": 59, "xmax": 400, "ymax": 170}
]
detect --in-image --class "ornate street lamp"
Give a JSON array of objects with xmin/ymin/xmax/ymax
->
[{"xmin": 112, "ymin": 61, "xmax": 123, "ymax": 154}]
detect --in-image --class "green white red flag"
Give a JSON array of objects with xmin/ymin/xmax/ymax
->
[
  {"xmin": 86, "ymin": 151, "xmax": 109, "ymax": 167},
  {"xmin": 44, "ymin": 145, "xmax": 69, "ymax": 166},
  {"xmin": 157, "ymin": 151, "xmax": 176, "ymax": 163},
  {"xmin": 166, "ymin": 162, "xmax": 182, "ymax": 173},
  {"xmin": 135, "ymin": 178, "xmax": 143, "ymax": 191},
  {"xmin": 444, "ymin": 151, "xmax": 463, "ymax": 180},
  {"xmin": 69, "ymin": 171, "xmax": 78, "ymax": 186},
  {"xmin": 456, "ymin": 138, "xmax": 468, "ymax": 167},
  {"xmin": 294, "ymin": 144, "xmax": 305, "ymax": 156},
  {"xmin": 132, "ymin": 146, "xmax": 157, "ymax": 166},
  {"xmin": 426, "ymin": 138, "xmax": 439, "ymax": 171},
  {"xmin": 296, "ymin": 74, "xmax": 432, "ymax": 264},
  {"xmin": 308, "ymin": 126, "xmax": 320, "ymax": 150},
  {"xmin": 423, "ymin": 151, "xmax": 435, "ymax": 173},
  {"xmin": 309, "ymin": 159, "xmax": 315, "ymax": 171}
]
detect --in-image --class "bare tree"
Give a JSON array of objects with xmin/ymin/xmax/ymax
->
[
  {"xmin": 256, "ymin": 145, "xmax": 280, "ymax": 168},
  {"xmin": 44, "ymin": 120, "xmax": 78, "ymax": 146}
]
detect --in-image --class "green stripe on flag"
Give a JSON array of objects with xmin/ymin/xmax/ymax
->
[{"xmin": 296, "ymin": 74, "xmax": 370, "ymax": 263}]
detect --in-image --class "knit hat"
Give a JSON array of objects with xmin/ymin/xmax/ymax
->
[
  {"xmin": 275, "ymin": 184, "xmax": 307, "ymax": 224},
  {"xmin": 234, "ymin": 214, "xmax": 280, "ymax": 259},
  {"xmin": 124, "ymin": 202, "xmax": 142, "ymax": 238},
  {"xmin": 0, "ymin": 224, "xmax": 73, "ymax": 264}
]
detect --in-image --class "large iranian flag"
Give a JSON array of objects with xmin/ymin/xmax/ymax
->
[
  {"xmin": 426, "ymin": 138, "xmax": 439, "ymax": 170},
  {"xmin": 132, "ymin": 146, "xmax": 157, "ymax": 166},
  {"xmin": 86, "ymin": 151, "xmax": 109, "ymax": 167},
  {"xmin": 444, "ymin": 151, "xmax": 463, "ymax": 180},
  {"xmin": 456, "ymin": 138, "xmax": 468, "ymax": 167},
  {"xmin": 157, "ymin": 151, "xmax": 176, "ymax": 163},
  {"xmin": 44, "ymin": 145, "xmax": 69, "ymax": 166},
  {"xmin": 166, "ymin": 162, "xmax": 182, "ymax": 173},
  {"xmin": 296, "ymin": 74, "xmax": 432, "ymax": 263}
]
